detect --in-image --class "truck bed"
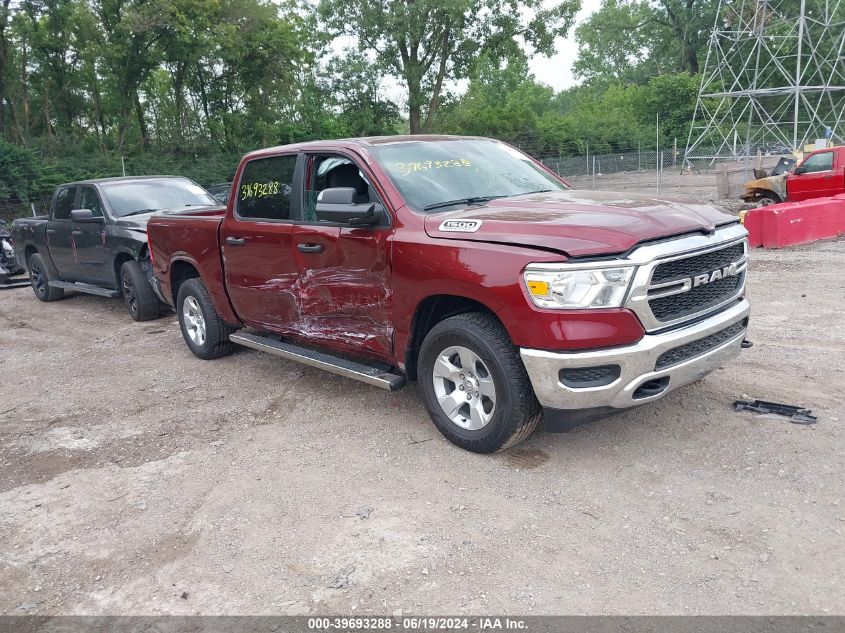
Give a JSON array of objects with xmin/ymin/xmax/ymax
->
[{"xmin": 147, "ymin": 206, "xmax": 228, "ymax": 310}]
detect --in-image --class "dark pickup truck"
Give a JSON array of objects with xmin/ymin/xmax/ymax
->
[
  {"xmin": 12, "ymin": 176, "xmax": 219, "ymax": 320},
  {"xmin": 148, "ymin": 135, "xmax": 751, "ymax": 453}
]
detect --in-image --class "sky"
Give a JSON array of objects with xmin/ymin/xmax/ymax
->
[{"xmin": 528, "ymin": 0, "xmax": 603, "ymax": 91}]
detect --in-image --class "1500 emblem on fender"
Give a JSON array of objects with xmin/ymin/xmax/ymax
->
[
  {"xmin": 692, "ymin": 263, "xmax": 739, "ymax": 287},
  {"xmin": 439, "ymin": 219, "xmax": 483, "ymax": 233}
]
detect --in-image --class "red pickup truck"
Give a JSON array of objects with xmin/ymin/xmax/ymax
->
[
  {"xmin": 147, "ymin": 136, "xmax": 751, "ymax": 453},
  {"xmin": 785, "ymin": 146, "xmax": 845, "ymax": 202}
]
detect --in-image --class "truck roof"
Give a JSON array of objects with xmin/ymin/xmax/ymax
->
[
  {"xmin": 242, "ymin": 134, "xmax": 486, "ymax": 160},
  {"xmin": 61, "ymin": 175, "xmax": 192, "ymax": 187}
]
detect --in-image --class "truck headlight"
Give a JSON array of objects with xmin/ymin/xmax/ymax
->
[{"xmin": 523, "ymin": 264, "xmax": 635, "ymax": 309}]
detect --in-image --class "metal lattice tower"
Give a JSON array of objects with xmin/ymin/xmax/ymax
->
[{"xmin": 684, "ymin": 0, "xmax": 845, "ymax": 170}]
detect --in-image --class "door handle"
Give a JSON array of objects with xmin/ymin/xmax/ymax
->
[
  {"xmin": 72, "ymin": 230, "xmax": 83, "ymax": 236},
  {"xmin": 226, "ymin": 236, "xmax": 246, "ymax": 246},
  {"xmin": 46, "ymin": 228, "xmax": 56, "ymax": 234},
  {"xmin": 297, "ymin": 243, "xmax": 324, "ymax": 253}
]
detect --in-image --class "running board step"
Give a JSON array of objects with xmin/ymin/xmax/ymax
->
[
  {"xmin": 49, "ymin": 281, "xmax": 120, "ymax": 298},
  {"xmin": 0, "ymin": 278, "xmax": 31, "ymax": 290},
  {"xmin": 229, "ymin": 332, "xmax": 406, "ymax": 391}
]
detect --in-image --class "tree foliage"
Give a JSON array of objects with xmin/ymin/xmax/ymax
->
[
  {"xmin": 317, "ymin": 0, "xmax": 580, "ymax": 133},
  {"xmin": 1, "ymin": 0, "xmax": 721, "ymax": 213},
  {"xmin": 574, "ymin": 0, "xmax": 719, "ymax": 82}
]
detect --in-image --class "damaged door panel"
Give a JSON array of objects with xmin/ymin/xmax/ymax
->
[{"xmin": 290, "ymin": 224, "xmax": 393, "ymax": 360}]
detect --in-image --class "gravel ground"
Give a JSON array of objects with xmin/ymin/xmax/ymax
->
[
  {"xmin": 568, "ymin": 170, "xmax": 751, "ymax": 214},
  {"xmin": 1, "ymin": 237, "xmax": 844, "ymax": 616}
]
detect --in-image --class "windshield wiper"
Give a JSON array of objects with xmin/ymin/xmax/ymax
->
[
  {"xmin": 120, "ymin": 208, "xmax": 161, "ymax": 217},
  {"xmin": 423, "ymin": 195, "xmax": 507, "ymax": 212},
  {"xmin": 507, "ymin": 189, "xmax": 553, "ymax": 197}
]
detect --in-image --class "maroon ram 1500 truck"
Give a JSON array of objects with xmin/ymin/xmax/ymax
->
[{"xmin": 147, "ymin": 135, "xmax": 751, "ymax": 453}]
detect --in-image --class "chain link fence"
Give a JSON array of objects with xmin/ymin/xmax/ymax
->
[
  {"xmin": 539, "ymin": 147, "xmax": 679, "ymax": 187},
  {"xmin": 1, "ymin": 197, "xmax": 53, "ymax": 223},
  {"xmin": 2, "ymin": 139, "xmax": 722, "ymax": 223}
]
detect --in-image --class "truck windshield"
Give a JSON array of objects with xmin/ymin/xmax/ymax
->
[
  {"xmin": 370, "ymin": 139, "xmax": 567, "ymax": 213},
  {"xmin": 101, "ymin": 179, "xmax": 218, "ymax": 217}
]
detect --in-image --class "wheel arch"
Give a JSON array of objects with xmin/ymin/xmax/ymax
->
[
  {"xmin": 112, "ymin": 251, "xmax": 136, "ymax": 288},
  {"xmin": 23, "ymin": 244, "xmax": 38, "ymax": 263},
  {"xmin": 169, "ymin": 259, "xmax": 201, "ymax": 307},
  {"xmin": 747, "ymin": 187, "xmax": 782, "ymax": 202},
  {"xmin": 404, "ymin": 294, "xmax": 503, "ymax": 381}
]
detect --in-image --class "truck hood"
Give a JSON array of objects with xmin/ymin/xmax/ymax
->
[
  {"xmin": 114, "ymin": 206, "xmax": 219, "ymax": 232},
  {"xmin": 423, "ymin": 190, "xmax": 737, "ymax": 257}
]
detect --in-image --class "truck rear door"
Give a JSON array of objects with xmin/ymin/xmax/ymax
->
[
  {"xmin": 45, "ymin": 185, "xmax": 78, "ymax": 277},
  {"xmin": 220, "ymin": 153, "xmax": 302, "ymax": 332},
  {"xmin": 787, "ymin": 149, "xmax": 838, "ymax": 201}
]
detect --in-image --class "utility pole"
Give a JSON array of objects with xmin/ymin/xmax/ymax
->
[{"xmin": 656, "ymin": 113, "xmax": 660, "ymax": 194}]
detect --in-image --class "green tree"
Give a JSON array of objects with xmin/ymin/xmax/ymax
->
[
  {"xmin": 575, "ymin": 0, "xmax": 718, "ymax": 82},
  {"xmin": 318, "ymin": 0, "xmax": 580, "ymax": 134}
]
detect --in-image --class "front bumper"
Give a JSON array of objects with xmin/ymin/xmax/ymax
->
[{"xmin": 520, "ymin": 299, "xmax": 750, "ymax": 411}]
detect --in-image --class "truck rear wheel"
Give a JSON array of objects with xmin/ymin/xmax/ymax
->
[
  {"xmin": 28, "ymin": 253, "xmax": 64, "ymax": 302},
  {"xmin": 418, "ymin": 312, "xmax": 542, "ymax": 453},
  {"xmin": 176, "ymin": 277, "xmax": 234, "ymax": 360},
  {"xmin": 121, "ymin": 260, "xmax": 161, "ymax": 322}
]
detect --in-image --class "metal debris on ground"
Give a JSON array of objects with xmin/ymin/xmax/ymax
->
[
  {"xmin": 326, "ymin": 565, "xmax": 355, "ymax": 589},
  {"xmin": 356, "ymin": 506, "xmax": 373, "ymax": 520},
  {"xmin": 734, "ymin": 399, "xmax": 818, "ymax": 424}
]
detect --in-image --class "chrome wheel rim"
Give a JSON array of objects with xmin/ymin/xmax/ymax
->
[
  {"xmin": 432, "ymin": 345, "xmax": 497, "ymax": 430},
  {"xmin": 182, "ymin": 295, "xmax": 206, "ymax": 346}
]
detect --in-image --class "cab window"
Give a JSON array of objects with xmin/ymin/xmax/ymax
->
[
  {"xmin": 77, "ymin": 186, "xmax": 105, "ymax": 217},
  {"xmin": 52, "ymin": 186, "xmax": 77, "ymax": 220},
  {"xmin": 799, "ymin": 151, "xmax": 833, "ymax": 174},
  {"xmin": 303, "ymin": 155, "xmax": 380, "ymax": 222},
  {"xmin": 237, "ymin": 155, "xmax": 297, "ymax": 221}
]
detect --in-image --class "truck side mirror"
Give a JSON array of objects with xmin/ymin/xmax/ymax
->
[
  {"xmin": 71, "ymin": 208, "xmax": 103, "ymax": 223},
  {"xmin": 314, "ymin": 187, "xmax": 380, "ymax": 226}
]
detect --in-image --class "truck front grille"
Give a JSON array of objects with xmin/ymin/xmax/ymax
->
[
  {"xmin": 651, "ymin": 242, "xmax": 745, "ymax": 283},
  {"xmin": 646, "ymin": 240, "xmax": 747, "ymax": 325},
  {"xmin": 650, "ymin": 275, "xmax": 743, "ymax": 321},
  {"xmin": 654, "ymin": 318, "xmax": 748, "ymax": 371},
  {"xmin": 623, "ymin": 225, "xmax": 749, "ymax": 333}
]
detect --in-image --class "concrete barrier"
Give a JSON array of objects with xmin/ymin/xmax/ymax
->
[{"xmin": 744, "ymin": 194, "xmax": 845, "ymax": 248}]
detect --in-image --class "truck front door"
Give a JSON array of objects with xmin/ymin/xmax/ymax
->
[
  {"xmin": 72, "ymin": 185, "xmax": 111, "ymax": 285},
  {"xmin": 288, "ymin": 153, "xmax": 394, "ymax": 361},
  {"xmin": 220, "ymin": 153, "xmax": 303, "ymax": 333},
  {"xmin": 787, "ymin": 150, "xmax": 838, "ymax": 201},
  {"xmin": 45, "ymin": 185, "xmax": 78, "ymax": 278}
]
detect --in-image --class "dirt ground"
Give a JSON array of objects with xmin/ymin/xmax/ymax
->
[
  {"xmin": 1, "ymin": 237, "xmax": 844, "ymax": 616},
  {"xmin": 568, "ymin": 170, "xmax": 751, "ymax": 213}
]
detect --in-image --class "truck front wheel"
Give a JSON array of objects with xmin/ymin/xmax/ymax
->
[
  {"xmin": 176, "ymin": 278, "xmax": 234, "ymax": 360},
  {"xmin": 28, "ymin": 253, "xmax": 64, "ymax": 302},
  {"xmin": 121, "ymin": 260, "xmax": 161, "ymax": 321},
  {"xmin": 418, "ymin": 312, "xmax": 542, "ymax": 453}
]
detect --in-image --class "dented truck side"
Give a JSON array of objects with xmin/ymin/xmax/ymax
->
[{"xmin": 147, "ymin": 136, "xmax": 751, "ymax": 453}]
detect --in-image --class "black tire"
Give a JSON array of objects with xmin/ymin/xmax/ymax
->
[
  {"xmin": 176, "ymin": 277, "xmax": 235, "ymax": 360},
  {"xmin": 418, "ymin": 312, "xmax": 542, "ymax": 453},
  {"xmin": 757, "ymin": 193, "xmax": 780, "ymax": 207},
  {"xmin": 121, "ymin": 260, "xmax": 161, "ymax": 321},
  {"xmin": 27, "ymin": 253, "xmax": 64, "ymax": 302}
]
